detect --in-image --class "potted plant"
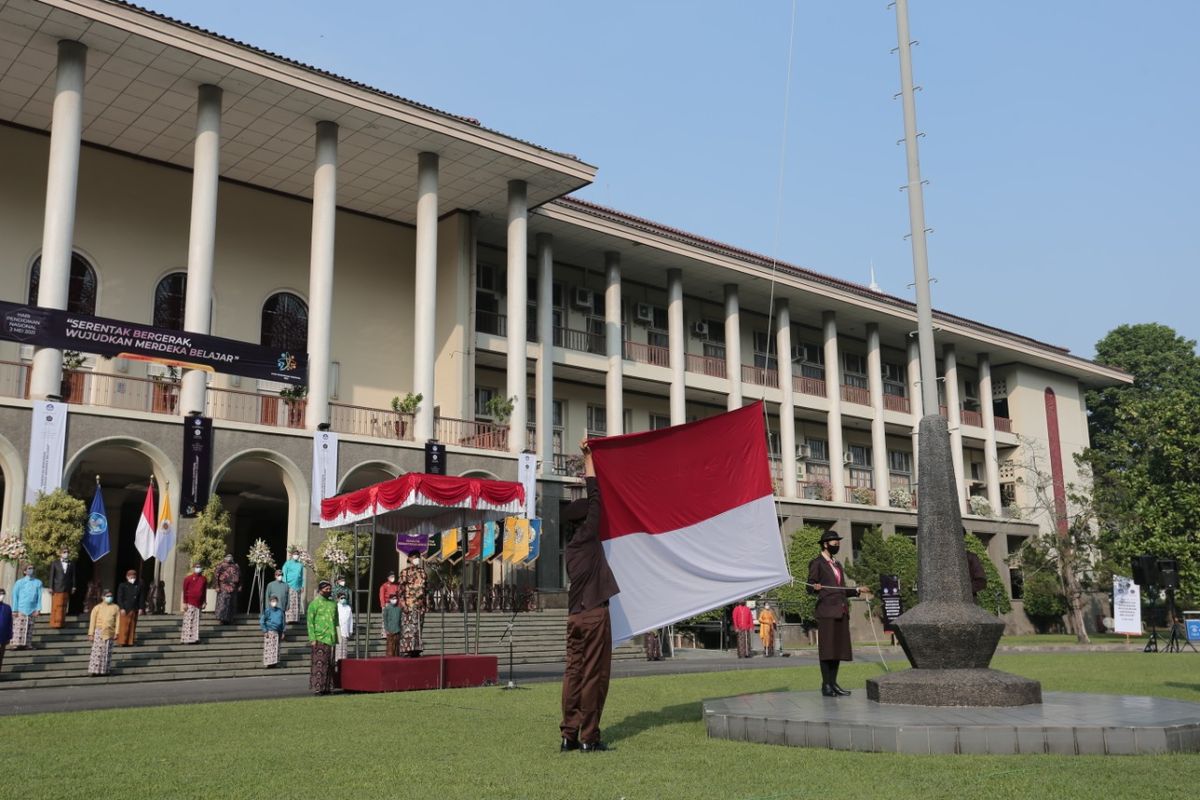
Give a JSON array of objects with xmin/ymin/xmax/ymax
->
[
  {"xmin": 850, "ymin": 486, "xmax": 875, "ymax": 505},
  {"xmin": 888, "ymin": 486, "xmax": 914, "ymax": 510},
  {"xmin": 279, "ymin": 384, "xmax": 308, "ymax": 427},
  {"xmin": 389, "ymin": 392, "xmax": 422, "ymax": 438},
  {"xmin": 805, "ymin": 480, "xmax": 833, "ymax": 502},
  {"xmin": 479, "ymin": 395, "xmax": 515, "ymax": 449}
]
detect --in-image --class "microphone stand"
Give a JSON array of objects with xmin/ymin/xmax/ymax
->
[{"xmin": 498, "ymin": 606, "xmax": 526, "ymax": 690}]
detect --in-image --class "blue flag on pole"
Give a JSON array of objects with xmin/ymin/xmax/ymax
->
[{"xmin": 83, "ymin": 485, "xmax": 110, "ymax": 561}]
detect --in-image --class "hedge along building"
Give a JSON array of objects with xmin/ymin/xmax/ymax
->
[{"xmin": 0, "ymin": 0, "xmax": 1129, "ymax": 624}]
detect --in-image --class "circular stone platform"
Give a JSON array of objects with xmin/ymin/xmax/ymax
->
[{"xmin": 702, "ymin": 691, "xmax": 1200, "ymax": 755}]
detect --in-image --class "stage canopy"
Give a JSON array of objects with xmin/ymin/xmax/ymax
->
[{"xmin": 319, "ymin": 472, "xmax": 525, "ymax": 534}]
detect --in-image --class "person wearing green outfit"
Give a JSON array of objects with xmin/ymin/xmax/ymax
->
[
  {"xmin": 306, "ymin": 580, "xmax": 338, "ymax": 695},
  {"xmin": 382, "ymin": 594, "xmax": 403, "ymax": 657}
]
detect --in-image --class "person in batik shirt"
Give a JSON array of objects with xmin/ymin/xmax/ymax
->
[
  {"xmin": 87, "ymin": 590, "xmax": 120, "ymax": 676},
  {"xmin": 397, "ymin": 555, "xmax": 427, "ymax": 656},
  {"xmin": 213, "ymin": 554, "xmax": 240, "ymax": 625},
  {"xmin": 306, "ymin": 581, "xmax": 338, "ymax": 694},
  {"xmin": 260, "ymin": 595, "xmax": 286, "ymax": 668}
]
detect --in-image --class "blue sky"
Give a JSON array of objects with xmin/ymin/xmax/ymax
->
[{"xmin": 139, "ymin": 1, "xmax": 1199, "ymax": 358}]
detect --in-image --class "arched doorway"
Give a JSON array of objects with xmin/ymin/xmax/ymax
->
[
  {"xmin": 338, "ymin": 460, "xmax": 402, "ymax": 609},
  {"xmin": 211, "ymin": 449, "xmax": 308, "ymax": 611},
  {"xmin": 62, "ymin": 438, "xmax": 179, "ymax": 612}
]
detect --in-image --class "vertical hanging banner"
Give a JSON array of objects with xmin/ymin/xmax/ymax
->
[
  {"xmin": 82, "ymin": 483, "xmax": 110, "ymax": 562},
  {"xmin": 512, "ymin": 518, "xmax": 531, "ymax": 563},
  {"xmin": 481, "ymin": 520, "xmax": 498, "ymax": 562},
  {"xmin": 501, "ymin": 517, "xmax": 518, "ymax": 562},
  {"xmin": 181, "ymin": 415, "xmax": 213, "ymax": 517},
  {"xmin": 25, "ymin": 400, "xmax": 68, "ymax": 504},
  {"xmin": 879, "ymin": 574, "xmax": 902, "ymax": 632},
  {"xmin": 522, "ymin": 519, "xmax": 541, "ymax": 565},
  {"xmin": 517, "ymin": 452, "xmax": 537, "ymax": 519},
  {"xmin": 310, "ymin": 430, "xmax": 339, "ymax": 523},
  {"xmin": 1112, "ymin": 575, "xmax": 1142, "ymax": 635},
  {"xmin": 465, "ymin": 525, "xmax": 483, "ymax": 561}
]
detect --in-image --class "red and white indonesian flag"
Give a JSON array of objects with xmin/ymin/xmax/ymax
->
[
  {"xmin": 133, "ymin": 482, "xmax": 157, "ymax": 561},
  {"xmin": 590, "ymin": 402, "xmax": 789, "ymax": 644}
]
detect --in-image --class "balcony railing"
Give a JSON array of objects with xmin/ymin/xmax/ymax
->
[
  {"xmin": 685, "ymin": 353, "xmax": 726, "ymax": 379},
  {"xmin": 207, "ymin": 386, "xmax": 306, "ymax": 429},
  {"xmin": 961, "ymin": 408, "xmax": 984, "ymax": 428},
  {"xmin": 329, "ymin": 403, "xmax": 414, "ymax": 441},
  {"xmin": 841, "ymin": 384, "xmax": 870, "ymax": 406},
  {"xmin": 794, "ymin": 375, "xmax": 825, "ymax": 397},
  {"xmin": 883, "ymin": 394, "xmax": 910, "ymax": 413},
  {"xmin": 995, "ymin": 416, "xmax": 1012, "ymax": 433},
  {"xmin": 623, "ymin": 340, "xmax": 670, "ymax": 368},
  {"xmin": 556, "ymin": 326, "xmax": 605, "ymax": 355},
  {"xmin": 434, "ymin": 416, "xmax": 509, "ymax": 452},
  {"xmin": 475, "ymin": 310, "xmax": 536, "ymax": 342},
  {"xmin": 741, "ymin": 364, "xmax": 778, "ymax": 388}
]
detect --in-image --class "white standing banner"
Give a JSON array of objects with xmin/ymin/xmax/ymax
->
[
  {"xmin": 1112, "ymin": 575, "xmax": 1142, "ymax": 635},
  {"xmin": 26, "ymin": 400, "xmax": 68, "ymax": 504},
  {"xmin": 518, "ymin": 452, "xmax": 537, "ymax": 519},
  {"xmin": 310, "ymin": 431, "xmax": 339, "ymax": 523}
]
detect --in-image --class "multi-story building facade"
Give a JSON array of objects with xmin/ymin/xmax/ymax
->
[{"xmin": 0, "ymin": 1, "xmax": 1129, "ymax": 621}]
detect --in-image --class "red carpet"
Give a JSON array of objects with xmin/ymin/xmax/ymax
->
[{"xmin": 340, "ymin": 655, "xmax": 499, "ymax": 693}]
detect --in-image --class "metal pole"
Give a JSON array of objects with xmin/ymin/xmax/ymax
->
[{"xmin": 893, "ymin": 0, "xmax": 939, "ymax": 415}]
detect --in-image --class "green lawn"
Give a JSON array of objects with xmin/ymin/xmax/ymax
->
[{"xmin": 3, "ymin": 653, "xmax": 1199, "ymax": 800}]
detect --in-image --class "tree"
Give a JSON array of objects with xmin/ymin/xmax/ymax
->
[
  {"xmin": 848, "ymin": 528, "xmax": 917, "ymax": 620},
  {"xmin": 180, "ymin": 496, "xmax": 231, "ymax": 580},
  {"xmin": 774, "ymin": 525, "xmax": 823, "ymax": 624},
  {"xmin": 1083, "ymin": 324, "xmax": 1200, "ymax": 604},
  {"xmin": 315, "ymin": 530, "xmax": 372, "ymax": 580},
  {"xmin": 964, "ymin": 534, "xmax": 1012, "ymax": 617},
  {"xmin": 21, "ymin": 489, "xmax": 87, "ymax": 569}
]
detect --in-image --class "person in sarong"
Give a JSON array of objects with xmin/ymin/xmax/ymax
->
[
  {"xmin": 398, "ymin": 555, "xmax": 427, "ymax": 656},
  {"xmin": 758, "ymin": 603, "xmax": 779, "ymax": 657},
  {"xmin": 213, "ymin": 554, "xmax": 240, "ymax": 625},
  {"xmin": 378, "ymin": 571, "xmax": 400, "ymax": 639},
  {"xmin": 383, "ymin": 594, "xmax": 403, "ymax": 657},
  {"xmin": 115, "ymin": 569, "xmax": 142, "ymax": 646},
  {"xmin": 282, "ymin": 550, "xmax": 305, "ymax": 623},
  {"xmin": 732, "ymin": 602, "xmax": 754, "ymax": 658},
  {"xmin": 259, "ymin": 595, "xmax": 285, "ymax": 667},
  {"xmin": 306, "ymin": 580, "xmax": 338, "ymax": 694},
  {"xmin": 87, "ymin": 590, "xmax": 120, "ymax": 676},
  {"xmin": 335, "ymin": 594, "xmax": 354, "ymax": 663},
  {"xmin": 11, "ymin": 565, "xmax": 42, "ymax": 650},
  {"xmin": 0, "ymin": 589, "xmax": 12, "ymax": 673},
  {"xmin": 265, "ymin": 569, "xmax": 290, "ymax": 638},
  {"xmin": 48, "ymin": 548, "xmax": 76, "ymax": 628},
  {"xmin": 181, "ymin": 563, "xmax": 207, "ymax": 644},
  {"xmin": 643, "ymin": 629, "xmax": 663, "ymax": 661}
]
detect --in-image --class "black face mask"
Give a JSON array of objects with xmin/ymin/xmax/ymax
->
[{"xmin": 826, "ymin": 544, "xmax": 841, "ymax": 555}]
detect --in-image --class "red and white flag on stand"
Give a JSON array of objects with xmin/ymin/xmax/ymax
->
[
  {"xmin": 589, "ymin": 401, "xmax": 789, "ymax": 643},
  {"xmin": 133, "ymin": 482, "xmax": 157, "ymax": 561}
]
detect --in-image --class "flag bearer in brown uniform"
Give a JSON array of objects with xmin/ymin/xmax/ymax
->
[
  {"xmin": 559, "ymin": 440, "xmax": 620, "ymax": 754},
  {"xmin": 807, "ymin": 530, "xmax": 867, "ymax": 697}
]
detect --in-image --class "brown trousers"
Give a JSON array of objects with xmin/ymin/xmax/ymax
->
[
  {"xmin": 560, "ymin": 605, "xmax": 612, "ymax": 745},
  {"xmin": 116, "ymin": 610, "xmax": 138, "ymax": 645},
  {"xmin": 50, "ymin": 592, "xmax": 69, "ymax": 628},
  {"xmin": 385, "ymin": 632, "xmax": 401, "ymax": 657}
]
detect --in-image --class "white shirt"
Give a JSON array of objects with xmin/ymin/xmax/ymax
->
[{"xmin": 337, "ymin": 603, "xmax": 354, "ymax": 637}]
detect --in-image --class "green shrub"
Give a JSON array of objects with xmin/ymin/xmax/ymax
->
[
  {"xmin": 21, "ymin": 488, "xmax": 87, "ymax": 570},
  {"xmin": 180, "ymin": 496, "xmax": 231, "ymax": 580}
]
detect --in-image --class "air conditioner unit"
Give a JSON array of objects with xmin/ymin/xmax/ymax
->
[
  {"xmin": 796, "ymin": 444, "xmax": 812, "ymax": 460},
  {"xmin": 572, "ymin": 287, "xmax": 595, "ymax": 309},
  {"xmin": 843, "ymin": 450, "xmax": 854, "ymax": 465},
  {"xmin": 790, "ymin": 344, "xmax": 805, "ymax": 361},
  {"xmin": 692, "ymin": 321, "xmax": 710, "ymax": 339},
  {"xmin": 634, "ymin": 303, "xmax": 654, "ymax": 325}
]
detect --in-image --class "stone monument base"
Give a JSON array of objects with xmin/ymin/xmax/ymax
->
[{"xmin": 866, "ymin": 668, "xmax": 1042, "ymax": 707}]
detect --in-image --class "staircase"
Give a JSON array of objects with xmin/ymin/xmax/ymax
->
[{"xmin": 0, "ymin": 609, "xmax": 642, "ymax": 690}]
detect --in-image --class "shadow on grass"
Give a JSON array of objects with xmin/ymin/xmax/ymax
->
[
  {"xmin": 1165, "ymin": 682, "xmax": 1200, "ymax": 694},
  {"xmin": 605, "ymin": 686, "xmax": 790, "ymax": 744}
]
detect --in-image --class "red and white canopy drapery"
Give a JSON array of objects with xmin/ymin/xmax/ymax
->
[{"xmin": 319, "ymin": 472, "xmax": 525, "ymax": 534}]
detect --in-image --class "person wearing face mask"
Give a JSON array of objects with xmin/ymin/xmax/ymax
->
[
  {"xmin": 259, "ymin": 594, "xmax": 286, "ymax": 668},
  {"xmin": 87, "ymin": 590, "xmax": 120, "ymax": 676},
  {"xmin": 332, "ymin": 576, "xmax": 352, "ymax": 606},
  {"xmin": 0, "ymin": 589, "xmax": 12, "ymax": 673},
  {"xmin": 11, "ymin": 564, "xmax": 43, "ymax": 650},
  {"xmin": 181, "ymin": 562, "xmax": 208, "ymax": 644},
  {"xmin": 48, "ymin": 547, "xmax": 76, "ymax": 628},
  {"xmin": 397, "ymin": 554, "xmax": 427, "ymax": 657},
  {"xmin": 807, "ymin": 531, "xmax": 867, "ymax": 697},
  {"xmin": 382, "ymin": 592, "xmax": 403, "ymax": 657},
  {"xmin": 115, "ymin": 569, "xmax": 143, "ymax": 646},
  {"xmin": 334, "ymin": 590, "xmax": 354, "ymax": 665},
  {"xmin": 214, "ymin": 554, "xmax": 241, "ymax": 625},
  {"xmin": 306, "ymin": 580, "xmax": 338, "ymax": 695},
  {"xmin": 732, "ymin": 601, "xmax": 755, "ymax": 658},
  {"xmin": 265, "ymin": 569, "xmax": 290, "ymax": 637},
  {"xmin": 378, "ymin": 570, "xmax": 400, "ymax": 640},
  {"xmin": 282, "ymin": 549, "xmax": 305, "ymax": 623}
]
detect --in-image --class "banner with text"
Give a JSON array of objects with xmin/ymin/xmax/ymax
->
[
  {"xmin": 310, "ymin": 431, "xmax": 338, "ymax": 523},
  {"xmin": 1112, "ymin": 575, "xmax": 1142, "ymax": 635},
  {"xmin": 181, "ymin": 416, "xmax": 213, "ymax": 518},
  {"xmin": 879, "ymin": 573, "xmax": 902, "ymax": 632},
  {"xmin": 518, "ymin": 452, "xmax": 537, "ymax": 519},
  {"xmin": 25, "ymin": 400, "xmax": 67, "ymax": 504},
  {"xmin": 0, "ymin": 300, "xmax": 306, "ymax": 385}
]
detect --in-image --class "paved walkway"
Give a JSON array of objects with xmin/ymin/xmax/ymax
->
[{"xmin": 0, "ymin": 643, "xmax": 1149, "ymax": 717}]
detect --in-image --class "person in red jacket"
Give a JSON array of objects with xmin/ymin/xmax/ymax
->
[
  {"xmin": 732, "ymin": 602, "xmax": 755, "ymax": 658},
  {"xmin": 181, "ymin": 563, "xmax": 208, "ymax": 644}
]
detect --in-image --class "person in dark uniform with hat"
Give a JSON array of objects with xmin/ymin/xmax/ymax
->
[
  {"xmin": 807, "ymin": 530, "xmax": 868, "ymax": 697},
  {"xmin": 559, "ymin": 440, "xmax": 620, "ymax": 753}
]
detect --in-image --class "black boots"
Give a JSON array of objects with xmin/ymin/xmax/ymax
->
[{"xmin": 819, "ymin": 660, "xmax": 851, "ymax": 696}]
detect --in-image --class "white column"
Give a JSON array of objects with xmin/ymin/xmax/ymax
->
[
  {"xmin": 907, "ymin": 337, "xmax": 922, "ymax": 475},
  {"xmin": 304, "ymin": 120, "xmax": 338, "ymax": 430},
  {"xmin": 775, "ymin": 300, "xmax": 797, "ymax": 498},
  {"xmin": 535, "ymin": 234, "xmax": 554, "ymax": 476},
  {"xmin": 412, "ymin": 152, "xmax": 439, "ymax": 442},
  {"xmin": 822, "ymin": 312, "xmax": 845, "ymax": 503},
  {"xmin": 604, "ymin": 252, "xmax": 623, "ymax": 436},
  {"xmin": 179, "ymin": 85, "xmax": 223, "ymax": 414},
  {"xmin": 505, "ymin": 180, "xmax": 528, "ymax": 454},
  {"xmin": 943, "ymin": 343, "xmax": 966, "ymax": 512},
  {"xmin": 978, "ymin": 354, "xmax": 1002, "ymax": 511},
  {"xmin": 29, "ymin": 41, "xmax": 86, "ymax": 401},
  {"xmin": 724, "ymin": 284, "xmax": 742, "ymax": 410},
  {"xmin": 866, "ymin": 324, "xmax": 890, "ymax": 508},
  {"xmin": 667, "ymin": 269, "xmax": 686, "ymax": 424}
]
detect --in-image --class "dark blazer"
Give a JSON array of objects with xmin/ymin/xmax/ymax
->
[
  {"xmin": 49, "ymin": 559, "xmax": 75, "ymax": 593},
  {"xmin": 116, "ymin": 581, "xmax": 143, "ymax": 613},
  {"xmin": 565, "ymin": 477, "xmax": 620, "ymax": 615},
  {"xmin": 807, "ymin": 555, "xmax": 860, "ymax": 620}
]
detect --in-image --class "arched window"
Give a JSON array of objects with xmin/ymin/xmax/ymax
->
[
  {"xmin": 28, "ymin": 252, "xmax": 97, "ymax": 315},
  {"xmin": 153, "ymin": 272, "xmax": 188, "ymax": 330},
  {"xmin": 260, "ymin": 292, "xmax": 308, "ymax": 354}
]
